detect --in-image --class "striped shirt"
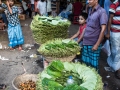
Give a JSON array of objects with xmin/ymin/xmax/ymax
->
[{"xmin": 109, "ymin": 0, "xmax": 120, "ymax": 32}]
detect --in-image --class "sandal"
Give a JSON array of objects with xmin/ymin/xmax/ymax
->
[
  {"xmin": 115, "ymin": 69, "xmax": 120, "ymax": 79},
  {"xmin": 0, "ymin": 84, "xmax": 7, "ymax": 89}
]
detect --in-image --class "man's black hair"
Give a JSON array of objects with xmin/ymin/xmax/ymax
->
[{"xmin": 79, "ymin": 12, "xmax": 88, "ymax": 20}]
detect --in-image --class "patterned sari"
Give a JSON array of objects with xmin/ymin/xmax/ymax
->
[{"xmin": 8, "ymin": 24, "xmax": 24, "ymax": 47}]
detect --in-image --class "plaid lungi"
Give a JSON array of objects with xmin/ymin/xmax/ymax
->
[{"xmin": 82, "ymin": 45, "xmax": 102, "ymax": 69}]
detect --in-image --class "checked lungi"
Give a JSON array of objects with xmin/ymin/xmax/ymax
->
[{"xmin": 82, "ymin": 45, "xmax": 102, "ymax": 69}]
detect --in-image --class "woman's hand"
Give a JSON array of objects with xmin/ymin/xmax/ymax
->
[{"xmin": 6, "ymin": 1, "xmax": 9, "ymax": 6}]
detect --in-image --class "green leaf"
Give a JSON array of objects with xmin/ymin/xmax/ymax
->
[
  {"xmin": 42, "ymin": 78, "xmax": 63, "ymax": 90},
  {"xmin": 41, "ymin": 70, "xmax": 52, "ymax": 79},
  {"xmin": 63, "ymin": 62, "xmax": 75, "ymax": 71},
  {"xmin": 50, "ymin": 60, "xmax": 64, "ymax": 72},
  {"xmin": 80, "ymin": 86, "xmax": 88, "ymax": 90},
  {"xmin": 47, "ymin": 68, "xmax": 62, "ymax": 77},
  {"xmin": 63, "ymin": 84, "xmax": 81, "ymax": 90}
]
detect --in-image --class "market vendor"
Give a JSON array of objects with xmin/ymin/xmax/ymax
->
[
  {"xmin": 81, "ymin": 0, "xmax": 108, "ymax": 70},
  {"xmin": 58, "ymin": 1, "xmax": 73, "ymax": 19}
]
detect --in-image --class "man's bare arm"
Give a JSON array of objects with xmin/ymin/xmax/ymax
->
[
  {"xmin": 92, "ymin": 24, "xmax": 106, "ymax": 51},
  {"xmin": 106, "ymin": 14, "xmax": 114, "ymax": 39}
]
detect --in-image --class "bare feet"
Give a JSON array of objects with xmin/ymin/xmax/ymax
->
[
  {"xmin": 18, "ymin": 46, "xmax": 22, "ymax": 51},
  {"xmin": 10, "ymin": 47, "xmax": 15, "ymax": 50}
]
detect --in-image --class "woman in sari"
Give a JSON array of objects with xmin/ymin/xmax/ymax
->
[{"xmin": 0, "ymin": 0, "xmax": 24, "ymax": 50}]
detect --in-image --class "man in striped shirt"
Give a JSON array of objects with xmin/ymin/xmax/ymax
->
[{"xmin": 106, "ymin": 0, "xmax": 120, "ymax": 79}]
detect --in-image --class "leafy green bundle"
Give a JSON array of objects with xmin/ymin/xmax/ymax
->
[
  {"xmin": 36, "ymin": 60, "xmax": 103, "ymax": 90},
  {"xmin": 38, "ymin": 38, "xmax": 80, "ymax": 58},
  {"xmin": 30, "ymin": 15, "xmax": 71, "ymax": 44}
]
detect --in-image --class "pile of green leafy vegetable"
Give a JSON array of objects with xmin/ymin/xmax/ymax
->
[
  {"xmin": 36, "ymin": 60, "xmax": 103, "ymax": 90},
  {"xmin": 38, "ymin": 38, "xmax": 80, "ymax": 58},
  {"xmin": 30, "ymin": 15, "xmax": 71, "ymax": 44}
]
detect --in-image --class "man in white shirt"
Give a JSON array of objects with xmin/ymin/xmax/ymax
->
[
  {"xmin": 22, "ymin": 0, "xmax": 32, "ymax": 18},
  {"xmin": 30, "ymin": 0, "xmax": 34, "ymax": 11},
  {"xmin": 47, "ymin": 0, "xmax": 51, "ymax": 15},
  {"xmin": 59, "ymin": 1, "xmax": 73, "ymax": 19},
  {"xmin": 37, "ymin": 0, "xmax": 46, "ymax": 16}
]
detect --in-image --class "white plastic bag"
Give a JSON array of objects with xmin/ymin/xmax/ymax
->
[{"xmin": 102, "ymin": 40, "xmax": 111, "ymax": 56}]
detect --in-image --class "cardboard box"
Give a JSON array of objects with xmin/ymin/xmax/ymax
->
[{"xmin": 19, "ymin": 14, "xmax": 25, "ymax": 20}]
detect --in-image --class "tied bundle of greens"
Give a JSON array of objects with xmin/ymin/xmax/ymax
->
[
  {"xmin": 36, "ymin": 60, "xmax": 103, "ymax": 90},
  {"xmin": 38, "ymin": 38, "xmax": 80, "ymax": 58},
  {"xmin": 30, "ymin": 15, "xmax": 71, "ymax": 44}
]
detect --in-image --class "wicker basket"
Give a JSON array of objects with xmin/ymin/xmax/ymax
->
[
  {"xmin": 45, "ymin": 55, "xmax": 76, "ymax": 63},
  {"xmin": 12, "ymin": 74, "xmax": 38, "ymax": 90}
]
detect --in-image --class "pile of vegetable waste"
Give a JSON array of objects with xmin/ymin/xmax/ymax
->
[
  {"xmin": 19, "ymin": 80, "xmax": 36, "ymax": 90},
  {"xmin": 36, "ymin": 60, "xmax": 103, "ymax": 90},
  {"xmin": 30, "ymin": 15, "xmax": 71, "ymax": 44},
  {"xmin": 38, "ymin": 38, "xmax": 80, "ymax": 58}
]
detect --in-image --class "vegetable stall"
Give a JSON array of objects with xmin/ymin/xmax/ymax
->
[{"xmin": 16, "ymin": 15, "xmax": 104, "ymax": 90}]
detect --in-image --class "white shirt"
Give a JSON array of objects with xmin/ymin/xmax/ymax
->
[
  {"xmin": 47, "ymin": 0, "xmax": 51, "ymax": 12},
  {"xmin": 22, "ymin": 1, "xmax": 28, "ymax": 10},
  {"xmin": 37, "ymin": 1, "xmax": 46, "ymax": 15},
  {"xmin": 66, "ymin": 3, "xmax": 72, "ymax": 13},
  {"xmin": 30, "ymin": 0, "xmax": 34, "ymax": 4}
]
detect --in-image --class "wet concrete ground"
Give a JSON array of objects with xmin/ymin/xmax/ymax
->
[{"xmin": 0, "ymin": 19, "xmax": 120, "ymax": 90}]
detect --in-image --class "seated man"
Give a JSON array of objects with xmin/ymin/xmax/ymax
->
[{"xmin": 59, "ymin": 1, "xmax": 73, "ymax": 19}]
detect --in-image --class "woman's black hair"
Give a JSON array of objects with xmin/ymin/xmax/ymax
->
[
  {"xmin": 79, "ymin": 12, "xmax": 88, "ymax": 20},
  {"xmin": 41, "ymin": 0, "xmax": 45, "ymax": 2}
]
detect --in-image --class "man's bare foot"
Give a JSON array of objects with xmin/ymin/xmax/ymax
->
[
  {"xmin": 9, "ymin": 47, "xmax": 14, "ymax": 50},
  {"xmin": 18, "ymin": 46, "xmax": 22, "ymax": 51}
]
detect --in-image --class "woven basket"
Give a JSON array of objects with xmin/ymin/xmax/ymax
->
[
  {"xmin": 12, "ymin": 74, "xmax": 38, "ymax": 90},
  {"xmin": 45, "ymin": 55, "xmax": 76, "ymax": 63}
]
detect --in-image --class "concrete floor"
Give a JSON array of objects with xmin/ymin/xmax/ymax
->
[{"xmin": 0, "ymin": 18, "xmax": 120, "ymax": 90}]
